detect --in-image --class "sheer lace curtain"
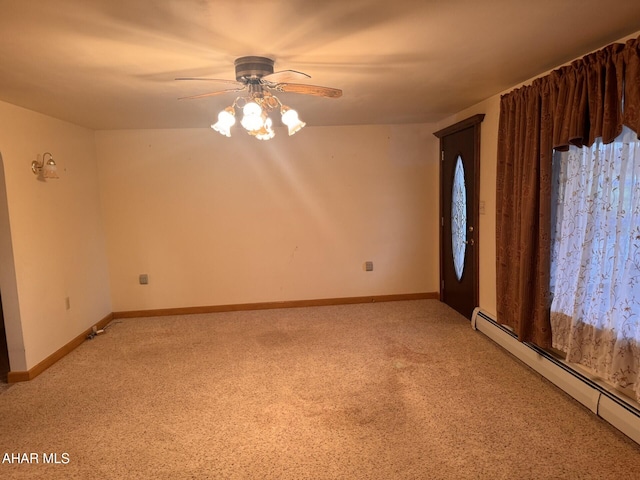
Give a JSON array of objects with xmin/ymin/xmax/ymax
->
[
  {"xmin": 496, "ymin": 35, "xmax": 640, "ymax": 347},
  {"xmin": 550, "ymin": 126, "xmax": 640, "ymax": 401}
]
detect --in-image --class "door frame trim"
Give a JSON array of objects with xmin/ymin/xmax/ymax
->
[{"xmin": 433, "ymin": 114, "xmax": 484, "ymax": 310}]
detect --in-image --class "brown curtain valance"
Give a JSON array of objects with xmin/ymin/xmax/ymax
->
[{"xmin": 496, "ymin": 34, "xmax": 640, "ymax": 347}]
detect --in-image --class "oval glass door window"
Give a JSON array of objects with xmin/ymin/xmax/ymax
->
[{"xmin": 451, "ymin": 155, "xmax": 467, "ymax": 281}]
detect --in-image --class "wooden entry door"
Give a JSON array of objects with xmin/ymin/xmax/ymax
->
[{"xmin": 434, "ymin": 114, "xmax": 484, "ymax": 319}]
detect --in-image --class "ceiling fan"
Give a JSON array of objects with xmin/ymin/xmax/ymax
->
[
  {"xmin": 176, "ymin": 56, "xmax": 342, "ymax": 140},
  {"xmin": 177, "ymin": 56, "xmax": 343, "ymax": 100}
]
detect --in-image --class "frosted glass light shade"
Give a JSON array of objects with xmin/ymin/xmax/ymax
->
[
  {"xmin": 211, "ymin": 107, "xmax": 236, "ymax": 137},
  {"xmin": 42, "ymin": 161, "xmax": 58, "ymax": 179},
  {"xmin": 281, "ymin": 107, "xmax": 305, "ymax": 136},
  {"xmin": 255, "ymin": 117, "xmax": 275, "ymax": 140},
  {"xmin": 241, "ymin": 102, "xmax": 264, "ymax": 132}
]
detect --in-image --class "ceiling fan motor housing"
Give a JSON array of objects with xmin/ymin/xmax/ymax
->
[{"xmin": 234, "ymin": 56, "xmax": 275, "ymax": 81}]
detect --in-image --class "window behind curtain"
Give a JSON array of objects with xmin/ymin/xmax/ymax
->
[{"xmin": 550, "ymin": 126, "xmax": 640, "ymax": 401}]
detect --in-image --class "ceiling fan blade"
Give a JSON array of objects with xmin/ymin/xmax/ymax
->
[
  {"xmin": 175, "ymin": 77, "xmax": 245, "ymax": 87},
  {"xmin": 262, "ymin": 70, "xmax": 311, "ymax": 83},
  {"xmin": 178, "ymin": 87, "xmax": 246, "ymax": 100},
  {"xmin": 272, "ymin": 83, "xmax": 343, "ymax": 98}
]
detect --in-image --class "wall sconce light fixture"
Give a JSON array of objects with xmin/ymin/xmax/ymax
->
[{"xmin": 31, "ymin": 152, "xmax": 59, "ymax": 179}]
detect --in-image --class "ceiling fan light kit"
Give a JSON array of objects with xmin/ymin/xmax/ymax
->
[{"xmin": 178, "ymin": 56, "xmax": 341, "ymax": 140}]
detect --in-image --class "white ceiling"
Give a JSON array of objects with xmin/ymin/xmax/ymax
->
[{"xmin": 1, "ymin": 0, "xmax": 639, "ymax": 130}]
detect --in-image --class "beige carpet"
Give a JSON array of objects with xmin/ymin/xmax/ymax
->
[{"xmin": 0, "ymin": 300, "xmax": 639, "ymax": 479}]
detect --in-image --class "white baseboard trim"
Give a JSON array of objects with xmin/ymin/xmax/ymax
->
[{"xmin": 471, "ymin": 308, "xmax": 640, "ymax": 444}]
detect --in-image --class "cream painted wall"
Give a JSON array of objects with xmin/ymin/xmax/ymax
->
[
  {"xmin": 0, "ymin": 101, "xmax": 112, "ymax": 370},
  {"xmin": 96, "ymin": 124, "xmax": 439, "ymax": 311}
]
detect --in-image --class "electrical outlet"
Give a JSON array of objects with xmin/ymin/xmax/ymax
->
[
  {"xmin": 365, "ymin": 261, "xmax": 374, "ymax": 272},
  {"xmin": 139, "ymin": 274, "xmax": 149, "ymax": 285}
]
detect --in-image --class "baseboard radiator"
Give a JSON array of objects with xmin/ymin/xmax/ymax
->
[{"xmin": 471, "ymin": 308, "xmax": 640, "ymax": 444}]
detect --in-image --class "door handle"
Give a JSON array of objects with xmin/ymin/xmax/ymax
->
[{"xmin": 465, "ymin": 226, "xmax": 475, "ymax": 246}]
